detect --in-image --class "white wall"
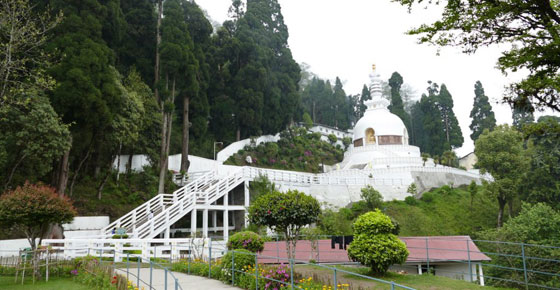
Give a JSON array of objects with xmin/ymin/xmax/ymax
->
[
  {"xmin": 113, "ymin": 154, "xmax": 220, "ymax": 173},
  {"xmin": 216, "ymin": 134, "xmax": 280, "ymax": 163}
]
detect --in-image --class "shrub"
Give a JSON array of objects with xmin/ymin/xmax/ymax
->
[
  {"xmin": 421, "ymin": 192, "xmax": 434, "ymax": 202},
  {"xmin": 404, "ymin": 196, "xmax": 418, "ymax": 205},
  {"xmin": 227, "ymin": 231, "xmax": 265, "ymax": 253},
  {"xmin": 248, "ymin": 190, "xmax": 321, "ymax": 260},
  {"xmin": 347, "ymin": 210, "xmax": 409, "ymax": 274},
  {"xmin": 221, "ymin": 249, "xmax": 255, "ymax": 283}
]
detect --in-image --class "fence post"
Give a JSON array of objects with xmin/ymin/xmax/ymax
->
[
  {"xmin": 467, "ymin": 240, "xmax": 472, "ymax": 282},
  {"xmin": 231, "ymin": 251, "xmax": 235, "ymax": 286},
  {"xmin": 99, "ymin": 248, "xmax": 103, "ymax": 264},
  {"xmin": 150, "ymin": 261, "xmax": 153, "ymax": 289},
  {"xmin": 165, "ymin": 267, "xmax": 168, "ymax": 290},
  {"xmin": 290, "ymin": 258, "xmax": 294, "ymax": 289},
  {"xmin": 255, "ymin": 254, "xmax": 259, "ymax": 290},
  {"xmin": 126, "ymin": 253, "xmax": 130, "ymax": 281},
  {"xmin": 45, "ymin": 248, "xmax": 49, "ymax": 282},
  {"xmin": 522, "ymin": 243, "xmax": 529, "ymax": 290},
  {"xmin": 391, "ymin": 281, "xmax": 395, "ymax": 290},
  {"xmin": 425, "ymin": 237, "xmax": 430, "ymax": 275},
  {"xmin": 137, "ymin": 258, "xmax": 141, "ymax": 288},
  {"xmin": 276, "ymin": 235, "xmax": 280, "ymax": 264},
  {"xmin": 175, "ymin": 278, "xmax": 179, "ymax": 290},
  {"xmin": 334, "ymin": 268, "xmax": 337, "ymax": 290},
  {"xmin": 209, "ymin": 243, "xmax": 212, "ymax": 278}
]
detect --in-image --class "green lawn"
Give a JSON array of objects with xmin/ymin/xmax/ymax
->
[
  {"xmin": 295, "ymin": 265, "xmax": 515, "ymax": 290},
  {"xmin": 0, "ymin": 276, "xmax": 90, "ymax": 290}
]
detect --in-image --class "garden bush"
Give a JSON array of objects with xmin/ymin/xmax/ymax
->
[
  {"xmin": 347, "ymin": 210, "xmax": 409, "ymax": 274},
  {"xmin": 221, "ymin": 249, "xmax": 255, "ymax": 283},
  {"xmin": 227, "ymin": 231, "xmax": 265, "ymax": 252}
]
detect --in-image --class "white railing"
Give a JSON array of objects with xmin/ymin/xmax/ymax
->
[
  {"xmin": 134, "ymin": 169, "xmax": 245, "ymax": 239},
  {"xmin": 101, "ymin": 171, "xmax": 214, "ymax": 237},
  {"xmin": 101, "ymin": 193, "xmax": 174, "ymax": 237},
  {"xmin": 41, "ymin": 238, "xmax": 222, "ymax": 262}
]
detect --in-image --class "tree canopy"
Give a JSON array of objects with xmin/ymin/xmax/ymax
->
[{"xmin": 394, "ymin": 0, "xmax": 560, "ymax": 112}]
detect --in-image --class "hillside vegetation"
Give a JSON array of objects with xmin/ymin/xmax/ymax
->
[{"xmin": 225, "ymin": 128, "xmax": 344, "ymax": 173}]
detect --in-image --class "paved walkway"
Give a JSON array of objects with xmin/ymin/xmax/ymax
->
[{"xmin": 116, "ymin": 268, "xmax": 240, "ymax": 290}]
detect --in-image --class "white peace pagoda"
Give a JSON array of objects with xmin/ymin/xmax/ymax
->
[{"xmin": 335, "ymin": 67, "xmax": 424, "ymax": 171}]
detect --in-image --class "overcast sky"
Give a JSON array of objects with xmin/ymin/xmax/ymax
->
[{"xmin": 195, "ymin": 0, "xmax": 557, "ymax": 156}]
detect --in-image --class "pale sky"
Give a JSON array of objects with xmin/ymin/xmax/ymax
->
[{"xmin": 195, "ymin": 0, "xmax": 557, "ymax": 156}]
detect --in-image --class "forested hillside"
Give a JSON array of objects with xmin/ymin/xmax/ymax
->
[{"xmin": 2, "ymin": 0, "xmax": 558, "ymax": 223}]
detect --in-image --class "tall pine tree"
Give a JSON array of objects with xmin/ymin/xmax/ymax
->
[
  {"xmin": 436, "ymin": 84, "xmax": 463, "ymax": 149},
  {"xmin": 388, "ymin": 72, "xmax": 411, "ymax": 134},
  {"xmin": 469, "ymin": 81, "xmax": 496, "ymax": 141}
]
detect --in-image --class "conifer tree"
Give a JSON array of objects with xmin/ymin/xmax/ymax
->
[
  {"xmin": 512, "ymin": 97, "xmax": 535, "ymax": 130},
  {"xmin": 469, "ymin": 81, "xmax": 496, "ymax": 141},
  {"xmin": 359, "ymin": 84, "xmax": 370, "ymax": 118},
  {"xmin": 436, "ymin": 84, "xmax": 463, "ymax": 148},
  {"xmin": 388, "ymin": 72, "xmax": 411, "ymax": 134}
]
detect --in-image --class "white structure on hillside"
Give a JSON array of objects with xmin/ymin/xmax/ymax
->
[{"xmin": 102, "ymin": 66, "xmax": 489, "ymax": 242}]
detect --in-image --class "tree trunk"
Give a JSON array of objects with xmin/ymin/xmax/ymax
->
[
  {"xmin": 180, "ymin": 96, "xmax": 190, "ymax": 173},
  {"xmin": 97, "ymin": 159, "xmax": 112, "ymax": 200},
  {"xmin": 497, "ymin": 197, "xmax": 507, "ymax": 227},
  {"xmin": 158, "ymin": 112, "xmax": 168, "ymax": 194},
  {"xmin": 116, "ymin": 142, "xmax": 122, "ymax": 183},
  {"xmin": 69, "ymin": 144, "xmax": 92, "ymax": 197},
  {"xmin": 508, "ymin": 199, "xmax": 514, "ymax": 218},
  {"xmin": 56, "ymin": 137, "xmax": 71, "ymax": 197},
  {"xmin": 4, "ymin": 153, "xmax": 26, "ymax": 190},
  {"xmin": 126, "ymin": 148, "xmax": 134, "ymax": 174},
  {"xmin": 154, "ymin": 0, "xmax": 162, "ymax": 103},
  {"xmin": 236, "ymin": 128, "xmax": 241, "ymax": 141}
]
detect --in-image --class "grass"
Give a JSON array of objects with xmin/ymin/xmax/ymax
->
[
  {"xmin": 0, "ymin": 276, "xmax": 90, "ymax": 290},
  {"xmin": 294, "ymin": 264, "xmax": 515, "ymax": 290}
]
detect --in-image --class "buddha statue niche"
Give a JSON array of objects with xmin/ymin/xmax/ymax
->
[{"xmin": 366, "ymin": 128, "xmax": 376, "ymax": 144}]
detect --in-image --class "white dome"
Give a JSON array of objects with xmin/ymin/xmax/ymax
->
[{"xmin": 353, "ymin": 108, "xmax": 408, "ymax": 141}]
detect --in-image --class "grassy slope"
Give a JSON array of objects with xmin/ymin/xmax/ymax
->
[
  {"xmin": 0, "ymin": 276, "xmax": 90, "ymax": 290},
  {"xmin": 295, "ymin": 265, "xmax": 514, "ymax": 290},
  {"xmin": 384, "ymin": 185, "xmax": 502, "ymax": 237}
]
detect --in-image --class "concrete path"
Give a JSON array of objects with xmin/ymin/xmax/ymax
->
[{"xmin": 116, "ymin": 268, "xmax": 240, "ymax": 290}]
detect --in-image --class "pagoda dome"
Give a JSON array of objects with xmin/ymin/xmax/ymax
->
[{"xmin": 352, "ymin": 70, "xmax": 409, "ymax": 147}]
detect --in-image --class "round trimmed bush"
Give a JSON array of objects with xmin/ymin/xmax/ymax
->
[
  {"xmin": 220, "ymin": 249, "xmax": 255, "ymax": 283},
  {"xmin": 347, "ymin": 209, "xmax": 409, "ymax": 274},
  {"xmin": 227, "ymin": 231, "xmax": 265, "ymax": 252}
]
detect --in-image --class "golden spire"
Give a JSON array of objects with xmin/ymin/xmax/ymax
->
[{"xmin": 372, "ymin": 64, "xmax": 376, "ymax": 72}]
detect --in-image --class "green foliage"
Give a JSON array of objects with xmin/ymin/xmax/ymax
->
[
  {"xmin": 302, "ymin": 112, "xmax": 313, "ymax": 129},
  {"xmin": 404, "ymin": 196, "xmax": 418, "ymax": 205},
  {"xmin": 248, "ymin": 189, "xmax": 321, "ymax": 259},
  {"xmin": 317, "ymin": 207, "xmax": 354, "ymax": 236},
  {"xmin": 327, "ymin": 134, "xmax": 337, "ymax": 145},
  {"xmin": 394, "ymin": 0, "xmax": 560, "ymax": 112},
  {"xmin": 520, "ymin": 117, "xmax": 560, "ymax": 208},
  {"xmin": 221, "ymin": 249, "xmax": 255, "ymax": 283},
  {"xmin": 0, "ymin": 0, "xmax": 61, "ymax": 106},
  {"xmin": 227, "ymin": 231, "xmax": 265, "ymax": 253},
  {"xmin": 475, "ymin": 125, "xmax": 528, "ymax": 226},
  {"xmin": 0, "ymin": 182, "xmax": 77, "ymax": 249},
  {"xmin": 407, "ymin": 183, "xmax": 417, "ymax": 195},
  {"xmin": 347, "ymin": 210, "xmax": 409, "ymax": 274},
  {"xmin": 225, "ymin": 127, "xmax": 344, "ymax": 173},
  {"xmin": 388, "ymin": 72, "xmax": 411, "ymax": 135},
  {"xmin": 409, "ymin": 82, "xmax": 463, "ymax": 155},
  {"xmin": 0, "ymin": 96, "xmax": 71, "ymax": 187},
  {"xmin": 301, "ymin": 76, "xmax": 357, "ymax": 130},
  {"xmin": 360, "ymin": 186, "xmax": 383, "ymax": 209},
  {"xmin": 470, "ymin": 81, "xmax": 496, "ymax": 141},
  {"xmin": 478, "ymin": 203, "xmax": 560, "ymax": 288},
  {"xmin": 248, "ymin": 175, "xmax": 276, "ymax": 202}
]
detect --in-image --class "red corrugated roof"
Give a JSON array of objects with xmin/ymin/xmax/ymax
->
[
  {"xmin": 400, "ymin": 236, "xmax": 491, "ymax": 263},
  {"xmin": 258, "ymin": 236, "xmax": 491, "ymax": 264}
]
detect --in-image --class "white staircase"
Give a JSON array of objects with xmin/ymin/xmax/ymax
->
[
  {"xmin": 101, "ymin": 166, "xmax": 382, "ymax": 240},
  {"xmin": 101, "ymin": 170, "xmax": 219, "ymax": 238}
]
